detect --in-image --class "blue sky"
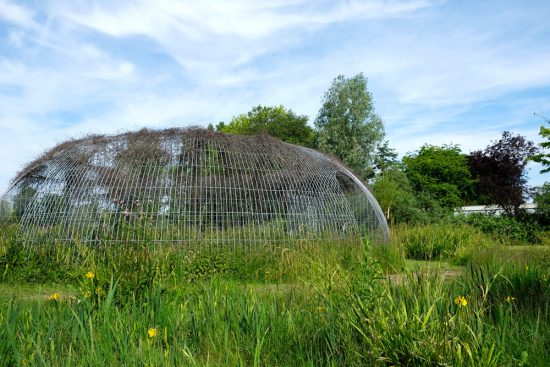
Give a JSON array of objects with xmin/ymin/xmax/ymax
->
[{"xmin": 0, "ymin": 0, "xmax": 549, "ymax": 193}]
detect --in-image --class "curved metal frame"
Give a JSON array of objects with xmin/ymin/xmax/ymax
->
[{"xmin": 0, "ymin": 128, "xmax": 389, "ymax": 247}]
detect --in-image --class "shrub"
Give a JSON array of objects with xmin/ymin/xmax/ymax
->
[
  {"xmin": 532, "ymin": 183, "xmax": 550, "ymax": 227},
  {"xmin": 0, "ymin": 241, "xmax": 81, "ymax": 284},
  {"xmin": 461, "ymin": 213, "xmax": 541, "ymax": 244},
  {"xmin": 392, "ymin": 223, "xmax": 494, "ymax": 262}
]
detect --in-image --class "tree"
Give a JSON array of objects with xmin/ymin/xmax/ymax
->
[
  {"xmin": 373, "ymin": 140, "xmax": 398, "ymax": 176},
  {"xmin": 217, "ymin": 105, "xmax": 316, "ymax": 147},
  {"xmin": 468, "ymin": 131, "xmax": 538, "ymax": 217},
  {"xmin": 532, "ymin": 182, "xmax": 550, "ymax": 225},
  {"xmin": 403, "ymin": 144, "xmax": 473, "ymax": 210},
  {"xmin": 530, "ymin": 116, "xmax": 550, "ymax": 173},
  {"xmin": 372, "ymin": 166, "xmax": 425, "ymax": 224},
  {"xmin": 314, "ymin": 73, "xmax": 384, "ymax": 179}
]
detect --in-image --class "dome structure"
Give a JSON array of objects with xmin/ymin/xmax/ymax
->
[{"xmin": 0, "ymin": 128, "xmax": 389, "ymax": 247}]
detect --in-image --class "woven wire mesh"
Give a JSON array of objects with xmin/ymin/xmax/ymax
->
[{"xmin": 0, "ymin": 128, "xmax": 389, "ymax": 247}]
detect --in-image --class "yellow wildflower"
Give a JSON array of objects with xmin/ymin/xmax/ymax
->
[
  {"xmin": 505, "ymin": 296, "xmax": 516, "ymax": 303},
  {"xmin": 148, "ymin": 328, "xmax": 158, "ymax": 338},
  {"xmin": 316, "ymin": 306, "xmax": 326, "ymax": 313},
  {"xmin": 454, "ymin": 296, "xmax": 468, "ymax": 307},
  {"xmin": 85, "ymin": 271, "xmax": 95, "ymax": 280},
  {"xmin": 49, "ymin": 292, "xmax": 60, "ymax": 301},
  {"xmin": 95, "ymin": 287, "xmax": 105, "ymax": 296},
  {"xmin": 82, "ymin": 290, "xmax": 91, "ymax": 298}
]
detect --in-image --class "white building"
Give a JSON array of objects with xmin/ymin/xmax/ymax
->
[{"xmin": 456, "ymin": 203, "xmax": 537, "ymax": 215}]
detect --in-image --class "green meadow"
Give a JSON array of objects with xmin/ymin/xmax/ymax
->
[{"xmin": 0, "ymin": 223, "xmax": 549, "ymax": 366}]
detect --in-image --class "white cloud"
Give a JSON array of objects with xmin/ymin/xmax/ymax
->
[
  {"xmin": 1, "ymin": 0, "xmax": 550, "ymax": 193},
  {"xmin": 55, "ymin": 0, "xmax": 435, "ymax": 39},
  {"xmin": 76, "ymin": 44, "xmax": 136, "ymax": 80},
  {"xmin": 0, "ymin": 0, "xmax": 35, "ymax": 28},
  {"xmin": 50, "ymin": 0, "xmax": 437, "ymax": 84}
]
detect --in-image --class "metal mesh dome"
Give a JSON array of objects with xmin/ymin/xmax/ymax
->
[{"xmin": 0, "ymin": 128, "xmax": 389, "ymax": 247}]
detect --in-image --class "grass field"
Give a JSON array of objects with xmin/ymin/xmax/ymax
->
[{"xmin": 0, "ymin": 223, "xmax": 549, "ymax": 366}]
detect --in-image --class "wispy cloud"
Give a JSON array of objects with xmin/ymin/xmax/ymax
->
[
  {"xmin": 0, "ymin": 0, "xmax": 549, "ymax": 191},
  {"xmin": 0, "ymin": 0, "xmax": 36, "ymax": 28},
  {"xmin": 52, "ymin": 0, "xmax": 436, "ymax": 84}
]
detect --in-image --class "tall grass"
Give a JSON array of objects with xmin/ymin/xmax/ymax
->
[
  {"xmin": 391, "ymin": 222, "xmax": 496, "ymax": 263},
  {"xmin": 0, "ymin": 224, "xmax": 549, "ymax": 366},
  {"xmin": 347, "ymin": 262, "xmax": 549, "ymax": 366}
]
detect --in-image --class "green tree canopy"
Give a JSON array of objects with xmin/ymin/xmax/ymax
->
[
  {"xmin": 314, "ymin": 73, "xmax": 384, "ymax": 179},
  {"xmin": 372, "ymin": 167, "xmax": 425, "ymax": 224},
  {"xmin": 532, "ymin": 182, "xmax": 550, "ymax": 225},
  {"xmin": 530, "ymin": 117, "xmax": 550, "ymax": 173},
  {"xmin": 403, "ymin": 144, "xmax": 473, "ymax": 209},
  {"xmin": 216, "ymin": 105, "xmax": 315, "ymax": 147},
  {"xmin": 373, "ymin": 140, "xmax": 398, "ymax": 176}
]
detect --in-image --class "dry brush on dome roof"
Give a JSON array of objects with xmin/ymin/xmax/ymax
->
[{"xmin": 0, "ymin": 128, "xmax": 389, "ymax": 247}]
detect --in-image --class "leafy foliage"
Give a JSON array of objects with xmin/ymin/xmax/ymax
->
[
  {"xmin": 217, "ymin": 105, "xmax": 316, "ymax": 147},
  {"xmin": 532, "ymin": 182, "xmax": 550, "ymax": 226},
  {"xmin": 460, "ymin": 213, "xmax": 541, "ymax": 244},
  {"xmin": 371, "ymin": 167, "xmax": 425, "ymax": 224},
  {"xmin": 529, "ymin": 117, "xmax": 550, "ymax": 173},
  {"xmin": 469, "ymin": 131, "xmax": 538, "ymax": 217},
  {"xmin": 403, "ymin": 144, "xmax": 473, "ymax": 209},
  {"xmin": 0, "ymin": 241, "xmax": 80, "ymax": 284},
  {"xmin": 314, "ymin": 73, "xmax": 384, "ymax": 179},
  {"xmin": 373, "ymin": 140, "xmax": 398, "ymax": 176}
]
